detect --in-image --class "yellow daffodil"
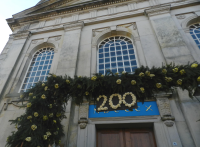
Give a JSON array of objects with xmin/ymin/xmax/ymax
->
[
  {"xmin": 145, "ymin": 71, "xmax": 150, "ymax": 76},
  {"xmin": 140, "ymin": 87, "xmax": 145, "ymax": 93},
  {"xmin": 25, "ymin": 137, "xmax": 31, "ymax": 142},
  {"xmin": 197, "ymin": 76, "xmax": 200, "ymax": 82},
  {"xmin": 177, "ymin": 79, "xmax": 182, "ymax": 85},
  {"xmin": 172, "ymin": 68, "xmax": 178, "ymax": 73},
  {"xmin": 44, "ymin": 86, "xmax": 48, "ymax": 91},
  {"xmin": 101, "ymin": 74, "xmax": 104, "ymax": 77},
  {"xmin": 66, "ymin": 80, "xmax": 70, "ymax": 84},
  {"xmin": 191, "ymin": 63, "xmax": 198, "ymax": 68},
  {"xmin": 116, "ymin": 79, "xmax": 121, "ymax": 84},
  {"xmin": 49, "ymin": 113, "xmax": 53, "ymax": 118},
  {"xmin": 42, "ymin": 83, "xmax": 45, "ymax": 86},
  {"xmin": 43, "ymin": 135, "xmax": 48, "ymax": 140},
  {"xmin": 165, "ymin": 77, "xmax": 173, "ymax": 82},
  {"xmin": 56, "ymin": 113, "xmax": 61, "ymax": 117},
  {"xmin": 91, "ymin": 76, "xmax": 97, "ymax": 81},
  {"xmin": 46, "ymin": 132, "xmax": 51, "ymax": 136},
  {"xmin": 55, "ymin": 84, "xmax": 59, "ymax": 89},
  {"xmin": 31, "ymin": 125, "xmax": 37, "ymax": 131},
  {"xmin": 43, "ymin": 115, "xmax": 48, "ymax": 121},
  {"xmin": 33, "ymin": 96, "xmax": 36, "ymax": 99},
  {"xmin": 139, "ymin": 72, "xmax": 144, "ymax": 77},
  {"xmin": 150, "ymin": 74, "xmax": 155, "ymax": 78},
  {"xmin": 131, "ymin": 80, "xmax": 136, "ymax": 85},
  {"xmin": 122, "ymin": 71, "xmax": 126, "ymax": 74},
  {"xmin": 156, "ymin": 83, "xmax": 162, "ymax": 88},
  {"xmin": 53, "ymin": 120, "xmax": 57, "ymax": 123},
  {"xmin": 49, "ymin": 104, "xmax": 52, "ymax": 108},
  {"xmin": 34, "ymin": 112, "xmax": 38, "ymax": 117},
  {"xmin": 27, "ymin": 103, "xmax": 32, "ymax": 108},
  {"xmin": 180, "ymin": 69, "xmax": 186, "ymax": 75},
  {"xmin": 41, "ymin": 94, "xmax": 46, "ymax": 99},
  {"xmin": 27, "ymin": 116, "xmax": 32, "ymax": 119},
  {"xmin": 29, "ymin": 93, "xmax": 33, "ymax": 96},
  {"xmin": 85, "ymin": 91, "xmax": 89, "ymax": 95},
  {"xmin": 162, "ymin": 69, "xmax": 167, "ymax": 74}
]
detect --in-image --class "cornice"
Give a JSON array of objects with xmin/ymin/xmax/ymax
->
[
  {"xmin": 11, "ymin": 31, "xmax": 31, "ymax": 40},
  {"xmin": 144, "ymin": 5, "xmax": 171, "ymax": 17},
  {"xmin": 63, "ymin": 21, "xmax": 84, "ymax": 31},
  {"xmin": 8, "ymin": 0, "xmax": 143, "ymax": 27}
]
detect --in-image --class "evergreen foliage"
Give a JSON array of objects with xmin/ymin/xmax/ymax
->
[{"xmin": 6, "ymin": 63, "xmax": 200, "ymax": 147}]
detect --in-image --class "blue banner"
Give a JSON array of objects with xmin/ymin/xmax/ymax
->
[{"xmin": 89, "ymin": 101, "xmax": 159, "ymax": 118}]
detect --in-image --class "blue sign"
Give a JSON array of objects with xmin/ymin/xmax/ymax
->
[{"xmin": 89, "ymin": 101, "xmax": 159, "ymax": 118}]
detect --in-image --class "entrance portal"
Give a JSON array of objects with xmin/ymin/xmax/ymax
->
[{"xmin": 97, "ymin": 128, "xmax": 157, "ymax": 147}]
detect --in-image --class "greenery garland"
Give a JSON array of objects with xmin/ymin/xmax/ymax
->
[{"xmin": 6, "ymin": 62, "xmax": 200, "ymax": 147}]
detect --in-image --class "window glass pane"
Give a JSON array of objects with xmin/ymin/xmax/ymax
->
[
  {"xmin": 34, "ymin": 77, "xmax": 39, "ymax": 82},
  {"xmin": 111, "ymin": 57, "xmax": 116, "ymax": 62},
  {"xmin": 104, "ymin": 48, "xmax": 109, "ymax": 52},
  {"xmin": 42, "ymin": 71, "xmax": 46, "ymax": 76},
  {"xmin": 118, "ymin": 68, "xmax": 124, "ymax": 72},
  {"xmin": 99, "ymin": 64, "xmax": 104, "ymax": 70},
  {"xmin": 40, "ymin": 76, "xmax": 45, "ymax": 81},
  {"xmin": 99, "ymin": 70, "xmax": 104, "ymax": 75},
  {"xmin": 124, "ymin": 61, "xmax": 130, "ymax": 67},
  {"xmin": 129, "ymin": 49, "xmax": 134, "ymax": 54},
  {"xmin": 118, "ymin": 62, "xmax": 123, "ymax": 67},
  {"xmin": 105, "ymin": 64, "xmax": 110, "ymax": 69},
  {"xmin": 123, "ymin": 50, "xmax": 128, "ymax": 55},
  {"xmin": 105, "ymin": 58, "xmax": 110, "ymax": 63},
  {"xmin": 31, "ymin": 72, "xmax": 36, "ymax": 76},
  {"xmin": 112, "ymin": 69, "xmax": 117, "ymax": 73},
  {"xmin": 99, "ymin": 54, "xmax": 103, "ymax": 58},
  {"xmin": 29, "ymin": 77, "xmax": 34, "ymax": 83},
  {"xmin": 105, "ymin": 44, "xmax": 109, "ymax": 47},
  {"xmin": 116, "ymin": 51, "xmax": 121, "ymax": 56},
  {"xmin": 40, "ymin": 61, "xmax": 44, "ymax": 65},
  {"xmin": 128, "ymin": 44, "xmax": 133, "ymax": 49},
  {"xmin": 111, "ymin": 63, "xmax": 116, "ymax": 68},
  {"xmin": 105, "ymin": 53, "xmax": 109, "ymax": 57},
  {"xmin": 99, "ymin": 59, "xmax": 103, "ymax": 64},
  {"xmin": 123, "ymin": 56, "xmax": 129, "ymax": 60},
  {"xmin": 99, "ymin": 49, "xmax": 103, "ymax": 53},
  {"xmin": 131, "ymin": 60, "xmax": 137, "ymax": 66},
  {"xmin": 122, "ymin": 45, "xmax": 127, "ymax": 50},
  {"xmin": 130, "ymin": 55, "xmax": 135, "ymax": 59},
  {"xmin": 125, "ymin": 67, "xmax": 131, "ymax": 72},
  {"xmin": 132, "ymin": 66, "xmax": 137, "ymax": 72},
  {"xmin": 117, "ymin": 56, "xmax": 122, "ymax": 61},
  {"xmin": 48, "ymin": 65, "xmax": 51, "ymax": 69},
  {"xmin": 43, "ymin": 66, "xmax": 47, "ymax": 70},
  {"xmin": 121, "ymin": 41, "xmax": 126, "ymax": 45},
  {"xmin": 116, "ymin": 46, "xmax": 121, "ymax": 51},
  {"xmin": 38, "ymin": 66, "xmax": 43, "ymax": 70},
  {"xmin": 110, "ymin": 52, "xmax": 115, "ymax": 57},
  {"xmin": 110, "ymin": 47, "xmax": 115, "ymax": 51}
]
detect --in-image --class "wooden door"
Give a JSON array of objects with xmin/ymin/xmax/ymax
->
[
  {"xmin": 97, "ymin": 129, "xmax": 157, "ymax": 147},
  {"xmin": 124, "ymin": 129, "xmax": 157, "ymax": 147},
  {"xmin": 97, "ymin": 129, "xmax": 125, "ymax": 147}
]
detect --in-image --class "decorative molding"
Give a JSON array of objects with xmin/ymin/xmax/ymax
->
[
  {"xmin": 145, "ymin": 5, "xmax": 171, "ymax": 17},
  {"xmin": 55, "ymin": 36, "xmax": 61, "ymax": 41},
  {"xmin": 156, "ymin": 98, "xmax": 172, "ymax": 117},
  {"xmin": 176, "ymin": 14, "xmax": 185, "ymax": 19},
  {"xmin": 63, "ymin": 21, "xmax": 84, "ymax": 32},
  {"xmin": 78, "ymin": 102, "xmax": 89, "ymax": 129},
  {"xmin": 164, "ymin": 120, "xmax": 174, "ymax": 127},
  {"xmin": 12, "ymin": 31, "xmax": 31, "ymax": 40},
  {"xmin": 32, "ymin": 40, "xmax": 38, "ymax": 44},
  {"xmin": 181, "ymin": 14, "xmax": 198, "ymax": 28}
]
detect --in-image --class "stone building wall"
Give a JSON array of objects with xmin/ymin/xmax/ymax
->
[{"xmin": 0, "ymin": 0, "xmax": 200, "ymax": 146}]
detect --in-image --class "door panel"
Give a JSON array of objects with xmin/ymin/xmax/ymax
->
[
  {"xmin": 97, "ymin": 129, "xmax": 157, "ymax": 147},
  {"xmin": 97, "ymin": 129, "xmax": 125, "ymax": 147},
  {"xmin": 125, "ymin": 129, "xmax": 157, "ymax": 147}
]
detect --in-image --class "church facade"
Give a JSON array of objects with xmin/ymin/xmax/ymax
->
[{"xmin": 0, "ymin": 0, "xmax": 200, "ymax": 146}]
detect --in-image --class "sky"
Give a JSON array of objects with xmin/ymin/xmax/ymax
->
[{"xmin": 0, "ymin": 0, "xmax": 39, "ymax": 54}]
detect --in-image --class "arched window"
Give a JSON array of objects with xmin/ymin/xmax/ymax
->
[
  {"xmin": 190, "ymin": 23, "xmax": 200, "ymax": 49},
  {"xmin": 20, "ymin": 47, "xmax": 54, "ymax": 92},
  {"xmin": 98, "ymin": 36, "xmax": 138, "ymax": 75}
]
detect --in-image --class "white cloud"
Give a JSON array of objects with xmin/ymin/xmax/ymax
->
[{"xmin": 0, "ymin": 15, "xmax": 12, "ymax": 54}]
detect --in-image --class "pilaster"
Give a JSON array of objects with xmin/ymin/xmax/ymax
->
[
  {"xmin": 156, "ymin": 97, "xmax": 183, "ymax": 147},
  {"xmin": 56, "ymin": 21, "xmax": 84, "ymax": 77},
  {"xmin": 145, "ymin": 5, "xmax": 194, "ymax": 65},
  {"xmin": 0, "ymin": 31, "xmax": 31, "ymax": 99}
]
